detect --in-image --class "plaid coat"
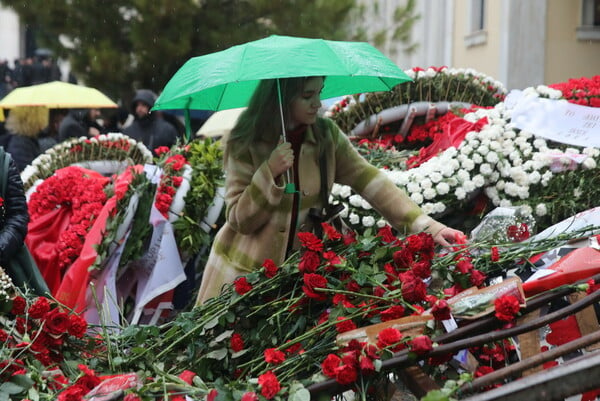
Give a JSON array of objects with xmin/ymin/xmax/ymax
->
[{"xmin": 195, "ymin": 117, "xmax": 446, "ymax": 304}]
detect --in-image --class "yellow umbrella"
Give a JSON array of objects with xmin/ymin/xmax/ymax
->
[
  {"xmin": 196, "ymin": 107, "xmax": 245, "ymax": 139},
  {"xmin": 0, "ymin": 81, "xmax": 118, "ymax": 109}
]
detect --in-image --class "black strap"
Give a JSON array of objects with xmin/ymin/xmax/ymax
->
[
  {"xmin": 309, "ymin": 153, "xmax": 344, "ymax": 238},
  {"xmin": 0, "ymin": 147, "xmax": 8, "ymax": 198}
]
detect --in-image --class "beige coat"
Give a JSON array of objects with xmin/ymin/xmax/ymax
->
[{"xmin": 195, "ymin": 118, "xmax": 445, "ymax": 304}]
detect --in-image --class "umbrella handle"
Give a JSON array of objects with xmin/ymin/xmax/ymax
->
[{"xmin": 277, "ymin": 79, "xmax": 295, "ymax": 194}]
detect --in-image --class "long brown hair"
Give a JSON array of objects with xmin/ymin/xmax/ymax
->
[{"xmin": 228, "ymin": 77, "xmax": 328, "ymax": 158}]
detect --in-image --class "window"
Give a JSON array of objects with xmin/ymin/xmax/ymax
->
[
  {"xmin": 465, "ymin": 0, "xmax": 487, "ymax": 47},
  {"xmin": 578, "ymin": 0, "xmax": 600, "ymax": 40}
]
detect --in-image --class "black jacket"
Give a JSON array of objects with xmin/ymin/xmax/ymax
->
[
  {"xmin": 6, "ymin": 135, "xmax": 41, "ymax": 171},
  {"xmin": 0, "ymin": 149, "xmax": 29, "ymax": 265}
]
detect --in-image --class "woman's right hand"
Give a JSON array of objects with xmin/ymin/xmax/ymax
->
[{"xmin": 267, "ymin": 142, "xmax": 294, "ymax": 178}]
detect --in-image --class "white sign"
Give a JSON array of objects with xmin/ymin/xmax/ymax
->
[{"xmin": 506, "ymin": 90, "xmax": 600, "ymax": 148}]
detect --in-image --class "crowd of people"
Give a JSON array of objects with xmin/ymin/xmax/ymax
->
[
  {"xmin": 0, "ymin": 88, "xmax": 187, "ymax": 171},
  {"xmin": 0, "ymin": 55, "xmax": 65, "ymax": 99}
]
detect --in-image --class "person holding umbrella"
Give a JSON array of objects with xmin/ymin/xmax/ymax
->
[{"xmin": 195, "ymin": 76, "xmax": 465, "ymax": 304}]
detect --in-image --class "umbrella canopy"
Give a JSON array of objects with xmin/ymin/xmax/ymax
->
[
  {"xmin": 0, "ymin": 81, "xmax": 118, "ymax": 109},
  {"xmin": 153, "ymin": 34, "xmax": 411, "ymax": 112},
  {"xmin": 196, "ymin": 107, "xmax": 245, "ymax": 139}
]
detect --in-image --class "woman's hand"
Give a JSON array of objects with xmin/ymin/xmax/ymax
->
[
  {"xmin": 433, "ymin": 227, "xmax": 468, "ymax": 247},
  {"xmin": 267, "ymin": 142, "xmax": 294, "ymax": 178}
]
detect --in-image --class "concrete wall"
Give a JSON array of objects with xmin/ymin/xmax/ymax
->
[{"xmin": 0, "ymin": 6, "xmax": 21, "ymax": 67}]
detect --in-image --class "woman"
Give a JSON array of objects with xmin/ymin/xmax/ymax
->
[
  {"xmin": 195, "ymin": 76, "xmax": 463, "ymax": 304},
  {"xmin": 4, "ymin": 106, "xmax": 48, "ymax": 171}
]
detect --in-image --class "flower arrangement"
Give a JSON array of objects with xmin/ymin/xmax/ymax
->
[
  {"xmin": 21, "ymin": 133, "xmax": 153, "ymax": 192},
  {"xmin": 329, "ymin": 75, "xmax": 600, "ymax": 235}
]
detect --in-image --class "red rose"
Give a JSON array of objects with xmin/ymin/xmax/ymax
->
[
  {"xmin": 393, "ymin": 248, "xmax": 414, "ymax": 270},
  {"xmin": 28, "ymin": 297, "xmax": 51, "ymax": 319},
  {"xmin": 377, "ymin": 225, "xmax": 397, "ymax": 244},
  {"xmin": 411, "ymin": 260, "xmax": 431, "ymax": 279},
  {"xmin": 298, "ymin": 250, "xmax": 320, "ymax": 273},
  {"xmin": 321, "ymin": 354, "xmax": 341, "ymax": 377},
  {"xmin": 241, "ymin": 392, "xmax": 259, "ymax": 401},
  {"xmin": 258, "ymin": 371, "xmax": 281, "ymax": 399},
  {"xmin": 335, "ymin": 317, "xmax": 357, "ymax": 333},
  {"xmin": 323, "ymin": 251, "xmax": 343, "ymax": 271},
  {"xmin": 431, "ymin": 299, "xmax": 451, "ymax": 321},
  {"xmin": 262, "ymin": 259, "xmax": 278, "ymax": 278},
  {"xmin": 302, "ymin": 273, "xmax": 328, "ymax": 301},
  {"xmin": 335, "ymin": 363, "xmax": 358, "ymax": 385},
  {"xmin": 75, "ymin": 374, "xmax": 101, "ymax": 391},
  {"xmin": 494, "ymin": 294, "xmax": 521, "ymax": 322},
  {"xmin": 10, "ymin": 296, "xmax": 26, "ymax": 315},
  {"xmin": 297, "ymin": 231, "xmax": 324, "ymax": 252},
  {"xmin": 234, "ymin": 277, "xmax": 253, "ymax": 295},
  {"xmin": 399, "ymin": 271, "xmax": 427, "ymax": 303},
  {"xmin": 68, "ymin": 314, "xmax": 87, "ymax": 338},
  {"xmin": 44, "ymin": 308, "xmax": 71, "ymax": 335},
  {"xmin": 230, "ymin": 333, "xmax": 244, "ymax": 352},
  {"xmin": 410, "ymin": 335, "xmax": 433, "ymax": 355},
  {"xmin": 264, "ymin": 348, "xmax": 286, "ymax": 364},
  {"xmin": 380, "ymin": 305, "xmax": 405, "ymax": 322}
]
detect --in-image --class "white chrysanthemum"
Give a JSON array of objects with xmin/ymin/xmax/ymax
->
[
  {"xmin": 472, "ymin": 174, "xmax": 485, "ymax": 187},
  {"xmin": 421, "ymin": 203, "xmax": 435, "ymax": 215},
  {"xmin": 476, "ymin": 145, "xmax": 489, "ymax": 156},
  {"xmin": 495, "ymin": 180, "xmax": 506, "ymax": 190},
  {"xmin": 583, "ymin": 147, "xmax": 600, "ymax": 158},
  {"xmin": 510, "ymin": 167, "xmax": 529, "ymax": 186},
  {"xmin": 362, "ymin": 215, "xmax": 375, "ymax": 227},
  {"xmin": 410, "ymin": 192, "xmax": 424, "ymax": 204},
  {"xmin": 535, "ymin": 203, "xmax": 548, "ymax": 217},
  {"xmin": 462, "ymin": 180, "xmax": 476, "ymax": 193},
  {"xmin": 429, "ymin": 172, "xmax": 443, "ymax": 184},
  {"xmin": 376, "ymin": 219, "xmax": 387, "ymax": 228},
  {"xmin": 480, "ymin": 163, "xmax": 493, "ymax": 176},
  {"xmin": 499, "ymin": 199, "xmax": 513, "ymax": 207},
  {"xmin": 472, "ymin": 153, "xmax": 483, "ymax": 164},
  {"xmin": 485, "ymin": 151, "xmax": 499, "ymax": 164},
  {"xmin": 460, "ymin": 144, "xmax": 473, "ymax": 155},
  {"xmin": 504, "ymin": 182, "xmax": 520, "ymax": 197},
  {"xmin": 441, "ymin": 161, "xmax": 458, "ymax": 177},
  {"xmin": 541, "ymin": 170, "xmax": 553, "ymax": 186},
  {"xmin": 516, "ymin": 186, "xmax": 529, "ymax": 199},
  {"xmin": 432, "ymin": 202, "xmax": 446, "ymax": 214},
  {"xmin": 461, "ymin": 159, "xmax": 475, "ymax": 171},
  {"xmin": 455, "ymin": 187, "xmax": 467, "ymax": 200},
  {"xmin": 456, "ymin": 169, "xmax": 470, "ymax": 183},
  {"xmin": 533, "ymin": 138, "xmax": 547, "ymax": 150},
  {"xmin": 420, "ymin": 178, "xmax": 433, "ymax": 189},
  {"xmin": 519, "ymin": 204, "xmax": 533, "ymax": 217},
  {"xmin": 423, "ymin": 188, "xmax": 437, "ymax": 200},
  {"xmin": 361, "ymin": 199, "xmax": 373, "ymax": 210},
  {"xmin": 528, "ymin": 171, "xmax": 542, "ymax": 184},
  {"xmin": 349, "ymin": 213, "xmax": 360, "ymax": 225},
  {"xmin": 407, "ymin": 182, "xmax": 421, "ymax": 193},
  {"xmin": 435, "ymin": 182, "xmax": 450, "ymax": 195}
]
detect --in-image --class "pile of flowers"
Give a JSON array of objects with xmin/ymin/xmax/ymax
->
[
  {"xmin": 327, "ymin": 66, "xmax": 507, "ymax": 136},
  {"xmin": 1, "ymin": 219, "xmax": 595, "ymax": 400},
  {"xmin": 21, "ymin": 133, "xmax": 153, "ymax": 192},
  {"xmin": 329, "ymin": 75, "xmax": 600, "ymax": 235}
]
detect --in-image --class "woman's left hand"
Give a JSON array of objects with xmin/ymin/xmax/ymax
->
[{"xmin": 432, "ymin": 227, "xmax": 467, "ymax": 247}]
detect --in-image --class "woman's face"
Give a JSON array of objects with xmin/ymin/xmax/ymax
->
[{"xmin": 288, "ymin": 77, "xmax": 323, "ymax": 129}]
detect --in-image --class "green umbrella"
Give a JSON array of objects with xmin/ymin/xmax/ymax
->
[
  {"xmin": 153, "ymin": 35, "xmax": 411, "ymax": 129},
  {"xmin": 153, "ymin": 34, "xmax": 411, "ymax": 191}
]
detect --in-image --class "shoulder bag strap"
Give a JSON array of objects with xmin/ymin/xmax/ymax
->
[{"xmin": 0, "ymin": 147, "xmax": 8, "ymax": 198}]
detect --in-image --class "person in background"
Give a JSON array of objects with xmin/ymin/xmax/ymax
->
[
  {"xmin": 122, "ymin": 89, "xmax": 178, "ymax": 155},
  {"xmin": 195, "ymin": 76, "xmax": 465, "ymax": 304},
  {"xmin": 38, "ymin": 108, "xmax": 68, "ymax": 152},
  {"xmin": 4, "ymin": 106, "xmax": 48, "ymax": 171},
  {"xmin": 58, "ymin": 108, "xmax": 102, "ymax": 142}
]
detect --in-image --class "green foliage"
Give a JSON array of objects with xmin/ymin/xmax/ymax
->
[{"xmin": 1, "ymin": 0, "xmax": 359, "ymax": 101}]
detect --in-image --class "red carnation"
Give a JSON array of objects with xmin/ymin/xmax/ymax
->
[
  {"xmin": 264, "ymin": 348, "xmax": 286, "ymax": 364},
  {"xmin": 470, "ymin": 269, "xmax": 487, "ymax": 287},
  {"xmin": 44, "ymin": 308, "xmax": 71, "ymax": 335},
  {"xmin": 410, "ymin": 335, "xmax": 433, "ymax": 355},
  {"xmin": 376, "ymin": 327, "xmax": 404, "ymax": 351},
  {"xmin": 230, "ymin": 333, "xmax": 244, "ymax": 352},
  {"xmin": 241, "ymin": 392, "xmax": 259, "ymax": 401},
  {"xmin": 322, "ymin": 222, "xmax": 342, "ymax": 241},
  {"xmin": 321, "ymin": 354, "xmax": 342, "ymax": 377},
  {"xmin": 179, "ymin": 370, "xmax": 196, "ymax": 385},
  {"xmin": 302, "ymin": 273, "xmax": 328, "ymax": 301},
  {"xmin": 455, "ymin": 258, "xmax": 474, "ymax": 274},
  {"xmin": 297, "ymin": 231, "xmax": 324, "ymax": 252},
  {"xmin": 380, "ymin": 305, "xmax": 406, "ymax": 322},
  {"xmin": 258, "ymin": 371, "xmax": 281, "ymax": 399},
  {"xmin": 68, "ymin": 314, "xmax": 87, "ymax": 338},
  {"xmin": 490, "ymin": 246, "xmax": 500, "ymax": 262},
  {"xmin": 494, "ymin": 294, "xmax": 521, "ymax": 322},
  {"xmin": 28, "ymin": 297, "xmax": 51, "ymax": 319},
  {"xmin": 10, "ymin": 296, "xmax": 26, "ymax": 315},
  {"xmin": 298, "ymin": 250, "xmax": 320, "ymax": 273},
  {"xmin": 335, "ymin": 363, "xmax": 358, "ymax": 385},
  {"xmin": 335, "ymin": 317, "xmax": 357, "ymax": 333},
  {"xmin": 411, "ymin": 260, "xmax": 431, "ymax": 279},
  {"xmin": 234, "ymin": 277, "xmax": 253, "ymax": 295},
  {"xmin": 359, "ymin": 354, "xmax": 376, "ymax": 373},
  {"xmin": 262, "ymin": 259, "xmax": 279, "ymax": 278}
]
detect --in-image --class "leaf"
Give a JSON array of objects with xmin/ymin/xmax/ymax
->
[
  {"xmin": 288, "ymin": 382, "xmax": 311, "ymax": 401},
  {"xmin": 205, "ymin": 348, "xmax": 228, "ymax": 360},
  {"xmin": 0, "ymin": 381, "xmax": 25, "ymax": 395},
  {"xmin": 421, "ymin": 390, "xmax": 452, "ymax": 401}
]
